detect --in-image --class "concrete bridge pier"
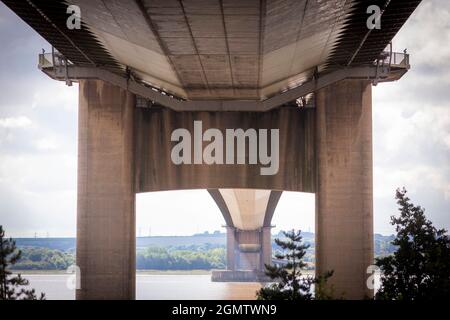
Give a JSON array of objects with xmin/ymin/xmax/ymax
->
[
  {"xmin": 76, "ymin": 80, "xmax": 136, "ymax": 300},
  {"xmin": 315, "ymin": 80, "xmax": 374, "ymax": 299},
  {"xmin": 210, "ymin": 189, "xmax": 281, "ymax": 282},
  {"xmin": 74, "ymin": 78, "xmax": 373, "ymax": 299},
  {"xmin": 223, "ymin": 226, "xmax": 272, "ymax": 274},
  {"xmin": 213, "ymin": 227, "xmax": 273, "ymax": 282}
]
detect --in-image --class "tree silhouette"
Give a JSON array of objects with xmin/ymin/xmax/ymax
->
[
  {"xmin": 256, "ymin": 229, "xmax": 333, "ymax": 300},
  {"xmin": 0, "ymin": 225, "xmax": 45, "ymax": 300},
  {"xmin": 375, "ymin": 188, "xmax": 450, "ymax": 300}
]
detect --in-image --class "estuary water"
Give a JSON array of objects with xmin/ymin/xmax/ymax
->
[
  {"xmin": 24, "ymin": 274, "xmax": 262, "ymax": 300},
  {"xmin": 23, "ymin": 273, "xmax": 381, "ymax": 300}
]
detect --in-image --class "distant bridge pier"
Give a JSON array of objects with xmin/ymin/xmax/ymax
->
[
  {"xmin": 213, "ymin": 226, "xmax": 273, "ymax": 281},
  {"xmin": 209, "ymin": 189, "xmax": 281, "ymax": 282}
]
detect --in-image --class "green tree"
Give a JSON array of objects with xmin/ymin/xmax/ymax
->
[
  {"xmin": 256, "ymin": 229, "xmax": 333, "ymax": 300},
  {"xmin": 375, "ymin": 188, "xmax": 450, "ymax": 300},
  {"xmin": 136, "ymin": 246, "xmax": 226, "ymax": 270},
  {"xmin": 0, "ymin": 226, "xmax": 45, "ymax": 300}
]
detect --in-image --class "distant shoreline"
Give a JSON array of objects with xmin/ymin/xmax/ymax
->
[
  {"xmin": 12, "ymin": 269, "xmax": 316, "ymax": 276},
  {"xmin": 12, "ymin": 269, "xmax": 213, "ymax": 275}
]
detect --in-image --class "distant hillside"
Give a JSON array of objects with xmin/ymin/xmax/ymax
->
[
  {"xmin": 14, "ymin": 233, "xmax": 226, "ymax": 252},
  {"xmin": 14, "ymin": 231, "xmax": 396, "ymax": 257},
  {"xmin": 137, "ymin": 233, "xmax": 226, "ymax": 248},
  {"xmin": 11, "ymin": 231, "xmax": 397, "ymax": 271},
  {"xmin": 374, "ymin": 233, "xmax": 397, "ymax": 256},
  {"xmin": 14, "ymin": 237, "xmax": 76, "ymax": 252}
]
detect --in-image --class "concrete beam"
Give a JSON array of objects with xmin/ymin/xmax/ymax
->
[
  {"xmin": 207, "ymin": 189, "xmax": 234, "ymax": 227},
  {"xmin": 218, "ymin": 189, "xmax": 271, "ymax": 231},
  {"xmin": 260, "ymin": 226, "xmax": 272, "ymax": 270},
  {"xmin": 315, "ymin": 80, "xmax": 374, "ymax": 299},
  {"xmin": 41, "ymin": 64, "xmax": 390, "ymax": 112},
  {"xmin": 76, "ymin": 80, "xmax": 136, "ymax": 300},
  {"xmin": 263, "ymin": 191, "xmax": 283, "ymax": 227},
  {"xmin": 134, "ymin": 107, "xmax": 316, "ymax": 193}
]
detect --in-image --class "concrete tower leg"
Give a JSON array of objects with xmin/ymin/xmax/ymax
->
[
  {"xmin": 260, "ymin": 226, "xmax": 272, "ymax": 270},
  {"xmin": 76, "ymin": 80, "xmax": 136, "ymax": 300},
  {"xmin": 315, "ymin": 80, "xmax": 374, "ymax": 299},
  {"xmin": 226, "ymin": 226, "xmax": 237, "ymax": 271}
]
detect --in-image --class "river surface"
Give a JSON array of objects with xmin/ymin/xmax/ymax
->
[
  {"xmin": 25, "ymin": 274, "xmax": 262, "ymax": 300},
  {"xmin": 23, "ymin": 273, "xmax": 381, "ymax": 300}
]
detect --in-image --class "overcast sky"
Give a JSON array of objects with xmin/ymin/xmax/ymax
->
[{"xmin": 0, "ymin": 1, "xmax": 448, "ymax": 238}]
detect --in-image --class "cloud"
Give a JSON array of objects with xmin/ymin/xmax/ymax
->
[
  {"xmin": 34, "ymin": 138, "xmax": 59, "ymax": 151},
  {"xmin": 0, "ymin": 151, "xmax": 77, "ymax": 237},
  {"xmin": 0, "ymin": 3, "xmax": 78, "ymax": 237},
  {"xmin": 371, "ymin": 0, "xmax": 450, "ymax": 234},
  {"xmin": 392, "ymin": 0, "xmax": 450, "ymax": 68},
  {"xmin": 136, "ymin": 190, "xmax": 225, "ymax": 236},
  {"xmin": 0, "ymin": 116, "xmax": 32, "ymax": 128},
  {"xmin": 0, "ymin": 182, "xmax": 77, "ymax": 238}
]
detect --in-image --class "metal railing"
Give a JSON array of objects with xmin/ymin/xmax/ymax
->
[
  {"xmin": 38, "ymin": 48, "xmax": 72, "ymax": 69},
  {"xmin": 391, "ymin": 51, "xmax": 409, "ymax": 68},
  {"xmin": 372, "ymin": 47, "xmax": 410, "ymax": 85},
  {"xmin": 378, "ymin": 51, "xmax": 410, "ymax": 69},
  {"xmin": 375, "ymin": 41, "xmax": 410, "ymax": 70},
  {"xmin": 38, "ymin": 48, "xmax": 74, "ymax": 86}
]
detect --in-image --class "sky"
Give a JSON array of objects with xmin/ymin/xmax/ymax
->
[{"xmin": 0, "ymin": 1, "xmax": 448, "ymax": 238}]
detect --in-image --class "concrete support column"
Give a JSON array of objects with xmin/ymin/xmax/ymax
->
[
  {"xmin": 76, "ymin": 80, "xmax": 136, "ymax": 300},
  {"xmin": 226, "ymin": 227, "xmax": 237, "ymax": 271},
  {"xmin": 260, "ymin": 227, "xmax": 272, "ymax": 270},
  {"xmin": 236, "ymin": 230, "xmax": 261, "ymax": 270},
  {"xmin": 315, "ymin": 80, "xmax": 374, "ymax": 299}
]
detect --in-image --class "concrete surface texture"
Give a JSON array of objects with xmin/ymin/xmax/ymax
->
[
  {"xmin": 76, "ymin": 80, "xmax": 136, "ymax": 300},
  {"xmin": 214, "ymin": 189, "xmax": 276, "ymax": 278},
  {"xmin": 0, "ymin": 0, "xmax": 423, "ymax": 301},
  {"xmin": 75, "ymin": 78, "xmax": 374, "ymax": 299},
  {"xmin": 315, "ymin": 80, "xmax": 374, "ymax": 299},
  {"xmin": 134, "ymin": 106, "xmax": 316, "ymax": 192},
  {"xmin": 218, "ymin": 189, "xmax": 271, "ymax": 230},
  {"xmin": 67, "ymin": 0, "xmax": 352, "ymax": 99}
]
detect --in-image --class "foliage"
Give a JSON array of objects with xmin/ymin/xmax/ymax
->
[
  {"xmin": 11, "ymin": 244, "xmax": 225, "ymax": 271},
  {"xmin": 13, "ymin": 247, "xmax": 74, "ymax": 270},
  {"xmin": 136, "ymin": 246, "xmax": 226, "ymax": 270},
  {"xmin": 375, "ymin": 188, "xmax": 450, "ymax": 300},
  {"xmin": 0, "ymin": 225, "xmax": 45, "ymax": 300},
  {"xmin": 256, "ymin": 229, "xmax": 333, "ymax": 300}
]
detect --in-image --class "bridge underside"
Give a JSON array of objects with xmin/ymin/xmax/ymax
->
[
  {"xmin": 1, "ymin": 0, "xmax": 422, "ymax": 301},
  {"xmin": 76, "ymin": 78, "xmax": 373, "ymax": 299},
  {"xmin": 3, "ymin": 0, "xmax": 420, "ymax": 104}
]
